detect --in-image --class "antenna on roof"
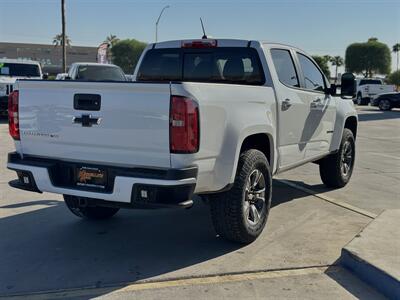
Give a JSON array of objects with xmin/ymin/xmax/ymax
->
[{"xmin": 200, "ymin": 18, "xmax": 207, "ymax": 39}]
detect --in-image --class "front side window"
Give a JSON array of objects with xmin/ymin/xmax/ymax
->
[
  {"xmin": 297, "ymin": 53, "xmax": 325, "ymax": 92},
  {"xmin": 137, "ymin": 47, "xmax": 265, "ymax": 85},
  {"xmin": 270, "ymin": 49, "xmax": 299, "ymax": 88}
]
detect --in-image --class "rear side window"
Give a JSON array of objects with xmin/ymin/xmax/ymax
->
[
  {"xmin": 137, "ymin": 47, "xmax": 265, "ymax": 85},
  {"xmin": 297, "ymin": 53, "xmax": 325, "ymax": 92},
  {"xmin": 270, "ymin": 49, "xmax": 299, "ymax": 88}
]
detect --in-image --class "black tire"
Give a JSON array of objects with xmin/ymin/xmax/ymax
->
[
  {"xmin": 319, "ymin": 128, "xmax": 355, "ymax": 188},
  {"xmin": 64, "ymin": 195, "xmax": 120, "ymax": 220},
  {"xmin": 209, "ymin": 150, "xmax": 272, "ymax": 244},
  {"xmin": 378, "ymin": 99, "xmax": 392, "ymax": 111},
  {"xmin": 356, "ymin": 94, "xmax": 369, "ymax": 105},
  {"xmin": 356, "ymin": 93, "xmax": 363, "ymax": 105}
]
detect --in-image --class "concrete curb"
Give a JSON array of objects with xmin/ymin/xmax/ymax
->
[
  {"xmin": 341, "ymin": 248, "xmax": 400, "ymax": 300},
  {"xmin": 340, "ymin": 209, "xmax": 400, "ymax": 300}
]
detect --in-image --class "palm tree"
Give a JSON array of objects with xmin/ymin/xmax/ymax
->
[
  {"xmin": 52, "ymin": 34, "xmax": 71, "ymax": 47},
  {"xmin": 104, "ymin": 34, "xmax": 119, "ymax": 47},
  {"xmin": 330, "ymin": 56, "xmax": 344, "ymax": 83},
  {"xmin": 393, "ymin": 43, "xmax": 400, "ymax": 72}
]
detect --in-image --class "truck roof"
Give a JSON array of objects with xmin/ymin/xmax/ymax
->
[
  {"xmin": 152, "ymin": 38, "xmax": 301, "ymax": 51},
  {"xmin": 0, "ymin": 58, "xmax": 41, "ymax": 65},
  {"xmin": 70, "ymin": 62, "xmax": 120, "ymax": 68}
]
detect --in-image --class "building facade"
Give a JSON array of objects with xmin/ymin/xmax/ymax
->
[{"xmin": 0, "ymin": 42, "xmax": 98, "ymax": 75}]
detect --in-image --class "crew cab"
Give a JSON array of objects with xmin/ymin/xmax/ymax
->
[
  {"xmin": 62, "ymin": 62, "xmax": 127, "ymax": 81},
  {"xmin": 7, "ymin": 39, "xmax": 358, "ymax": 243},
  {"xmin": 0, "ymin": 59, "xmax": 44, "ymax": 116},
  {"xmin": 355, "ymin": 78, "xmax": 395, "ymax": 105}
]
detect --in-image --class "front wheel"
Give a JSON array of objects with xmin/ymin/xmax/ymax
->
[
  {"xmin": 378, "ymin": 99, "xmax": 392, "ymax": 111},
  {"xmin": 356, "ymin": 94, "xmax": 367, "ymax": 105},
  {"xmin": 209, "ymin": 150, "xmax": 272, "ymax": 244},
  {"xmin": 64, "ymin": 195, "xmax": 120, "ymax": 220},
  {"xmin": 319, "ymin": 128, "xmax": 355, "ymax": 188}
]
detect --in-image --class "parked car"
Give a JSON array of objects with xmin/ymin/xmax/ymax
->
[
  {"xmin": 124, "ymin": 74, "xmax": 136, "ymax": 81},
  {"xmin": 355, "ymin": 78, "xmax": 395, "ymax": 105},
  {"xmin": 65, "ymin": 62, "xmax": 127, "ymax": 81},
  {"xmin": 7, "ymin": 39, "xmax": 357, "ymax": 244},
  {"xmin": 370, "ymin": 92, "xmax": 400, "ymax": 111},
  {"xmin": 55, "ymin": 73, "xmax": 68, "ymax": 80},
  {"xmin": 0, "ymin": 59, "xmax": 45, "ymax": 116}
]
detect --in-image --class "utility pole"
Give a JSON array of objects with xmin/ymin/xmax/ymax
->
[
  {"xmin": 61, "ymin": 0, "xmax": 67, "ymax": 73},
  {"xmin": 155, "ymin": 5, "xmax": 170, "ymax": 43}
]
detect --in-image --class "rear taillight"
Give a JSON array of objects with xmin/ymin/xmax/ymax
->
[
  {"xmin": 170, "ymin": 96, "xmax": 199, "ymax": 153},
  {"xmin": 8, "ymin": 90, "xmax": 20, "ymax": 140}
]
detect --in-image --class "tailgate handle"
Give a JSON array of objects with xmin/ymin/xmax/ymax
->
[{"xmin": 74, "ymin": 94, "xmax": 101, "ymax": 111}]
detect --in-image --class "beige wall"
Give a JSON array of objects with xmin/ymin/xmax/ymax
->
[{"xmin": 0, "ymin": 42, "xmax": 97, "ymax": 74}]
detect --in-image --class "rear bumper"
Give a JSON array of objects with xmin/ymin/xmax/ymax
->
[{"xmin": 7, "ymin": 152, "xmax": 197, "ymax": 208}]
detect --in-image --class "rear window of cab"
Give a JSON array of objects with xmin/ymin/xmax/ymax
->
[{"xmin": 137, "ymin": 47, "xmax": 265, "ymax": 85}]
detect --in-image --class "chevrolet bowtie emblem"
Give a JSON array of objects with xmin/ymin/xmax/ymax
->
[{"xmin": 73, "ymin": 115, "xmax": 101, "ymax": 127}]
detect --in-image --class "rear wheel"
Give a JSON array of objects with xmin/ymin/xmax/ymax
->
[
  {"xmin": 378, "ymin": 99, "xmax": 392, "ymax": 111},
  {"xmin": 319, "ymin": 128, "xmax": 355, "ymax": 188},
  {"xmin": 64, "ymin": 195, "xmax": 120, "ymax": 220},
  {"xmin": 209, "ymin": 150, "xmax": 272, "ymax": 244}
]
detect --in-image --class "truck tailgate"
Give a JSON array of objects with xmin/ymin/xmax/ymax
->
[{"xmin": 17, "ymin": 81, "xmax": 172, "ymax": 168}]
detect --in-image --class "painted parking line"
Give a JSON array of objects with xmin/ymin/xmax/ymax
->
[
  {"xmin": 277, "ymin": 179, "xmax": 377, "ymax": 219},
  {"xmin": 1, "ymin": 265, "xmax": 339, "ymax": 299}
]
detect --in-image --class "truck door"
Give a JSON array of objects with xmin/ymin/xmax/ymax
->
[
  {"xmin": 295, "ymin": 52, "xmax": 336, "ymax": 159},
  {"xmin": 269, "ymin": 48, "xmax": 310, "ymax": 168}
]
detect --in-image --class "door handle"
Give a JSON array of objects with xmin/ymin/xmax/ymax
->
[
  {"xmin": 310, "ymin": 98, "xmax": 322, "ymax": 109},
  {"xmin": 281, "ymin": 99, "xmax": 292, "ymax": 111},
  {"xmin": 74, "ymin": 94, "xmax": 101, "ymax": 111}
]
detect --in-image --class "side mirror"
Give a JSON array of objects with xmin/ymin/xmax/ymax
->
[
  {"xmin": 42, "ymin": 73, "xmax": 49, "ymax": 80},
  {"xmin": 326, "ymin": 84, "xmax": 337, "ymax": 96},
  {"xmin": 340, "ymin": 73, "xmax": 356, "ymax": 98}
]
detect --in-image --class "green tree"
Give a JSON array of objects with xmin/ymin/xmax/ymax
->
[
  {"xmin": 330, "ymin": 56, "xmax": 344, "ymax": 83},
  {"xmin": 345, "ymin": 38, "xmax": 391, "ymax": 77},
  {"xmin": 52, "ymin": 33, "xmax": 71, "ymax": 47},
  {"xmin": 104, "ymin": 34, "xmax": 120, "ymax": 47},
  {"xmin": 388, "ymin": 70, "xmax": 400, "ymax": 87},
  {"xmin": 111, "ymin": 39, "xmax": 147, "ymax": 73},
  {"xmin": 393, "ymin": 43, "xmax": 400, "ymax": 71},
  {"xmin": 312, "ymin": 55, "xmax": 331, "ymax": 78}
]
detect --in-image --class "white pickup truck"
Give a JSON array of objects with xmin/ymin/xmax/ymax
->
[
  {"xmin": 0, "ymin": 59, "xmax": 45, "ymax": 116},
  {"xmin": 7, "ymin": 39, "xmax": 358, "ymax": 243},
  {"xmin": 355, "ymin": 78, "xmax": 395, "ymax": 105}
]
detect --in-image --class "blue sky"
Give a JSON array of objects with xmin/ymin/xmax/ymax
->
[{"xmin": 1, "ymin": 0, "xmax": 399, "ymax": 72}]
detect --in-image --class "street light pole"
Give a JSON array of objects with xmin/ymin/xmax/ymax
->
[
  {"xmin": 155, "ymin": 5, "xmax": 170, "ymax": 43},
  {"xmin": 61, "ymin": 0, "xmax": 67, "ymax": 73}
]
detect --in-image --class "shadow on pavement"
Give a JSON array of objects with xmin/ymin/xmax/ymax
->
[
  {"xmin": 0, "ymin": 180, "xmax": 319, "ymax": 297},
  {"xmin": 358, "ymin": 109, "xmax": 400, "ymax": 122},
  {"xmin": 325, "ymin": 264, "xmax": 383, "ymax": 300}
]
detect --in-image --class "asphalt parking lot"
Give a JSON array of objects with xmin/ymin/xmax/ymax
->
[{"xmin": 0, "ymin": 106, "xmax": 398, "ymax": 299}]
